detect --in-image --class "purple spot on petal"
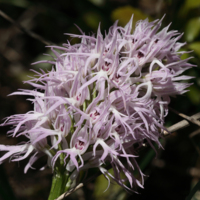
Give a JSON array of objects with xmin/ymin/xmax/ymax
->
[
  {"xmin": 105, "ymin": 62, "xmax": 110, "ymax": 66},
  {"xmin": 116, "ymin": 74, "xmax": 121, "ymax": 79},
  {"xmin": 138, "ymin": 51, "xmax": 144, "ymax": 58},
  {"xmin": 94, "ymin": 111, "xmax": 100, "ymax": 116},
  {"xmin": 75, "ymin": 140, "xmax": 85, "ymax": 150},
  {"xmin": 79, "ymin": 141, "xmax": 84, "ymax": 146},
  {"xmin": 115, "ymin": 125, "xmax": 121, "ymax": 132}
]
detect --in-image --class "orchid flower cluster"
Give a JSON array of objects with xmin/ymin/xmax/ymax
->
[{"xmin": 0, "ymin": 15, "xmax": 193, "ymax": 192}]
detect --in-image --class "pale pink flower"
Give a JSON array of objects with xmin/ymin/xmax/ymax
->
[{"xmin": 0, "ymin": 15, "xmax": 194, "ymax": 191}]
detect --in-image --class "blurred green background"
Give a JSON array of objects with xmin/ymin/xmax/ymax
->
[{"xmin": 0, "ymin": 0, "xmax": 200, "ymax": 199}]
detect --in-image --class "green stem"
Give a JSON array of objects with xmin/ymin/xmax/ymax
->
[
  {"xmin": 64, "ymin": 104, "xmax": 75, "ymax": 134},
  {"xmin": 92, "ymin": 84, "xmax": 96, "ymax": 100},
  {"xmin": 48, "ymin": 171, "xmax": 71, "ymax": 200}
]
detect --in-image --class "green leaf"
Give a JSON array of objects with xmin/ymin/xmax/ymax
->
[
  {"xmin": 185, "ymin": 17, "xmax": 200, "ymax": 42},
  {"xmin": 184, "ymin": 0, "xmax": 200, "ymax": 11},
  {"xmin": 83, "ymin": 12, "xmax": 102, "ymax": 30},
  {"xmin": 0, "ymin": 0, "xmax": 30, "ymax": 8},
  {"xmin": 179, "ymin": 0, "xmax": 200, "ymax": 16},
  {"xmin": 188, "ymin": 42, "xmax": 200, "ymax": 57},
  {"xmin": 48, "ymin": 172, "xmax": 71, "ymax": 200},
  {"xmin": 139, "ymin": 148, "xmax": 155, "ymax": 171},
  {"xmin": 88, "ymin": 0, "xmax": 105, "ymax": 6},
  {"xmin": 186, "ymin": 179, "xmax": 200, "ymax": 200},
  {"xmin": 94, "ymin": 168, "xmax": 124, "ymax": 200},
  {"xmin": 0, "ymin": 165, "xmax": 17, "ymax": 200},
  {"xmin": 187, "ymin": 85, "xmax": 200, "ymax": 105},
  {"xmin": 179, "ymin": 48, "xmax": 190, "ymax": 60},
  {"xmin": 111, "ymin": 6, "xmax": 150, "ymax": 28}
]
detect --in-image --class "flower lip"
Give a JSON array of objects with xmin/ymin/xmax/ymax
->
[
  {"xmin": 70, "ymin": 126, "xmax": 90, "ymax": 154},
  {"xmin": 132, "ymin": 38, "xmax": 138, "ymax": 44},
  {"xmin": 115, "ymin": 125, "xmax": 121, "ymax": 132},
  {"xmin": 137, "ymin": 51, "xmax": 144, "ymax": 58},
  {"xmin": 76, "ymin": 93, "xmax": 81, "ymax": 101},
  {"xmin": 102, "ymin": 60, "xmax": 112, "ymax": 71},
  {"xmin": 75, "ymin": 139, "xmax": 85, "ymax": 150},
  {"xmin": 90, "ymin": 109, "xmax": 100, "ymax": 123}
]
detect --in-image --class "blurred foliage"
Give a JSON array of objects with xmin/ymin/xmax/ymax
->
[
  {"xmin": 179, "ymin": 0, "xmax": 200, "ymax": 17},
  {"xmin": 185, "ymin": 17, "xmax": 200, "ymax": 42},
  {"xmin": 111, "ymin": 6, "xmax": 149, "ymax": 27},
  {"xmin": 0, "ymin": 0, "xmax": 200, "ymax": 200}
]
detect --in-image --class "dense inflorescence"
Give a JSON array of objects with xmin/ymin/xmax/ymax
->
[{"xmin": 0, "ymin": 15, "xmax": 194, "ymax": 191}]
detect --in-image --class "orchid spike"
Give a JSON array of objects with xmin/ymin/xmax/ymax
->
[{"xmin": 0, "ymin": 15, "xmax": 194, "ymax": 195}]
